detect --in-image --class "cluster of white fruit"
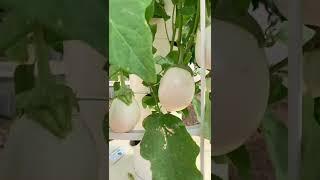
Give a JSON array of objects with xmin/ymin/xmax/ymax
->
[
  {"xmin": 109, "ymin": 26, "xmax": 210, "ymax": 133},
  {"xmin": 109, "ymin": 0, "xmax": 212, "ymax": 134},
  {"xmin": 108, "ymin": 19, "xmax": 271, "ymax": 158},
  {"xmin": 109, "ymin": 23, "xmax": 211, "ymax": 133}
]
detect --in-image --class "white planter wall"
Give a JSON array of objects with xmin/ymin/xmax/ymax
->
[{"xmin": 63, "ymin": 40, "xmax": 108, "ymax": 180}]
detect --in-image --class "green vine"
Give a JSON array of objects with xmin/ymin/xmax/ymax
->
[
  {"xmin": 34, "ymin": 25, "xmax": 51, "ymax": 83},
  {"xmin": 169, "ymin": 5, "xmax": 177, "ymax": 52}
]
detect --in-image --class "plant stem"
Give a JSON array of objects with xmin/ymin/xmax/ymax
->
[
  {"xmin": 178, "ymin": 48, "xmax": 185, "ymax": 64},
  {"xmin": 270, "ymin": 58, "xmax": 288, "ymax": 74},
  {"xmin": 185, "ymin": 13, "xmax": 197, "ymax": 42},
  {"xmin": 177, "ymin": 2, "xmax": 184, "ymax": 64},
  {"xmin": 185, "ymin": 0, "xmax": 200, "ymax": 55},
  {"xmin": 169, "ymin": 5, "xmax": 177, "ymax": 52},
  {"xmin": 34, "ymin": 25, "xmax": 51, "ymax": 84},
  {"xmin": 185, "ymin": 0, "xmax": 200, "ymax": 44},
  {"xmin": 164, "ymin": 20, "xmax": 171, "ymax": 44},
  {"xmin": 150, "ymin": 86, "xmax": 161, "ymax": 113},
  {"xmin": 119, "ymin": 71, "xmax": 126, "ymax": 87}
]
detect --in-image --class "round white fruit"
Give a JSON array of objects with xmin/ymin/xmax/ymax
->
[
  {"xmin": 158, "ymin": 67, "xmax": 195, "ymax": 112},
  {"xmin": 129, "ymin": 74, "xmax": 150, "ymax": 94},
  {"xmin": 195, "ymin": 26, "xmax": 211, "ymax": 70},
  {"xmin": 275, "ymin": 0, "xmax": 320, "ymax": 26},
  {"xmin": 109, "ymin": 97, "xmax": 140, "ymax": 133},
  {"xmin": 213, "ymin": 19, "xmax": 269, "ymax": 156},
  {"xmin": 0, "ymin": 117, "xmax": 98, "ymax": 179}
]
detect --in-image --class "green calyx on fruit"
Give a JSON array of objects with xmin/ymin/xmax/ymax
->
[{"xmin": 114, "ymin": 85, "xmax": 134, "ymax": 105}]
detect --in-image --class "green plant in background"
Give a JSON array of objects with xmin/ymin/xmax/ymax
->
[{"xmin": 0, "ymin": 0, "xmax": 107, "ymax": 138}]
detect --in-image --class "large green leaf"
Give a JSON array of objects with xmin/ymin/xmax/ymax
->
[
  {"xmin": 14, "ymin": 64, "xmax": 35, "ymax": 94},
  {"xmin": 261, "ymin": 110, "xmax": 288, "ymax": 180},
  {"xmin": 0, "ymin": 12, "xmax": 32, "ymax": 52},
  {"xmin": 145, "ymin": 0, "xmax": 155, "ymax": 21},
  {"xmin": 227, "ymin": 145, "xmax": 251, "ymax": 180},
  {"xmin": 5, "ymin": 37, "xmax": 29, "ymax": 62},
  {"xmin": 232, "ymin": 0, "xmax": 251, "ymax": 16},
  {"xmin": 268, "ymin": 74, "xmax": 287, "ymax": 105},
  {"xmin": 301, "ymin": 95, "xmax": 320, "ymax": 180},
  {"xmin": 14, "ymin": 27, "xmax": 79, "ymax": 139},
  {"xmin": 140, "ymin": 113, "xmax": 202, "ymax": 180},
  {"xmin": 0, "ymin": 0, "xmax": 107, "ymax": 56},
  {"xmin": 142, "ymin": 95, "xmax": 157, "ymax": 108},
  {"xmin": 16, "ymin": 81, "xmax": 79, "ymax": 139},
  {"xmin": 110, "ymin": 0, "xmax": 156, "ymax": 83}
]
